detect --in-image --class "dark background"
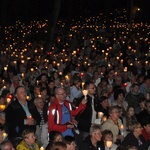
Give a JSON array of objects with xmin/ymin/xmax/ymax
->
[{"xmin": 0, "ymin": 0, "xmax": 150, "ymax": 25}]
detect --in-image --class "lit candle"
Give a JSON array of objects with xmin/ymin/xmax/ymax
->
[
  {"xmin": 120, "ymin": 124, "xmax": 124, "ymax": 135},
  {"xmin": 30, "ymin": 68, "xmax": 34, "ymax": 72},
  {"xmin": 124, "ymin": 67, "xmax": 127, "ymax": 72},
  {"xmin": 2, "ymin": 133, "xmax": 7, "ymax": 139},
  {"xmin": 40, "ymin": 147, "xmax": 45, "ymax": 150},
  {"xmin": 82, "ymin": 90, "xmax": 88, "ymax": 100},
  {"xmin": 26, "ymin": 96, "xmax": 30, "ymax": 100},
  {"xmin": 21, "ymin": 73, "xmax": 24, "ymax": 78},
  {"xmin": 7, "ymin": 98, "xmax": 11, "ymax": 103},
  {"xmin": 28, "ymin": 116, "xmax": 32, "ymax": 119},
  {"xmin": 98, "ymin": 112, "xmax": 104, "ymax": 119},
  {"xmin": 38, "ymin": 95, "xmax": 42, "ymax": 98},
  {"xmin": 4, "ymin": 67, "xmax": 7, "ymax": 71},
  {"xmin": 103, "ymin": 116, "xmax": 107, "ymax": 122},
  {"xmin": 106, "ymin": 141, "xmax": 112, "ymax": 149},
  {"xmin": 82, "ymin": 82, "xmax": 85, "ymax": 89}
]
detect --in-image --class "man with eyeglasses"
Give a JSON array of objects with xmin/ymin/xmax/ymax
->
[
  {"xmin": 48, "ymin": 87, "xmax": 87, "ymax": 137},
  {"xmin": 75, "ymin": 81, "xmax": 99, "ymax": 147}
]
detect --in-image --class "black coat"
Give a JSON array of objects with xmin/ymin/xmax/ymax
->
[
  {"xmin": 79, "ymin": 136, "xmax": 105, "ymax": 150},
  {"xmin": 30, "ymin": 106, "xmax": 47, "ymax": 126},
  {"xmin": 75, "ymin": 95, "xmax": 98, "ymax": 132},
  {"xmin": 122, "ymin": 132, "xmax": 150, "ymax": 150},
  {"xmin": 5, "ymin": 100, "xmax": 35, "ymax": 139}
]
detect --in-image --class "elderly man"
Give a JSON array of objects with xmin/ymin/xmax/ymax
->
[
  {"xmin": 48, "ymin": 87, "xmax": 86, "ymax": 137},
  {"xmin": 6, "ymin": 86, "xmax": 36, "ymax": 139}
]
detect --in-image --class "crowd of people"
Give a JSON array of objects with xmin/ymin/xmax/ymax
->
[{"xmin": 0, "ymin": 9, "xmax": 150, "ymax": 150}]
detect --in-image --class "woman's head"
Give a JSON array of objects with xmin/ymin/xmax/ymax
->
[
  {"xmin": 109, "ymin": 106, "xmax": 120, "ymax": 120},
  {"xmin": 126, "ymin": 106, "xmax": 135, "ymax": 117},
  {"xmin": 130, "ymin": 121, "xmax": 142, "ymax": 135},
  {"xmin": 49, "ymin": 131, "xmax": 63, "ymax": 143},
  {"xmin": 114, "ymin": 88, "xmax": 125, "ymax": 100}
]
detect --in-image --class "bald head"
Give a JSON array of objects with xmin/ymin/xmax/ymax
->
[{"xmin": 54, "ymin": 87, "xmax": 67, "ymax": 103}]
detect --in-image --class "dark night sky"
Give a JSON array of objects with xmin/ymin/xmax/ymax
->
[{"xmin": 0, "ymin": 0, "xmax": 150, "ymax": 24}]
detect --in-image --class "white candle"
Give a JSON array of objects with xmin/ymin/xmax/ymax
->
[
  {"xmin": 82, "ymin": 90, "xmax": 88, "ymax": 99},
  {"xmin": 3, "ymin": 133, "xmax": 7, "ymax": 139},
  {"xmin": 98, "ymin": 112, "xmax": 104, "ymax": 119},
  {"xmin": 120, "ymin": 124, "xmax": 124, "ymax": 135},
  {"xmin": 40, "ymin": 147, "xmax": 44, "ymax": 150},
  {"xmin": 106, "ymin": 141, "xmax": 112, "ymax": 149},
  {"xmin": 7, "ymin": 98, "xmax": 11, "ymax": 103}
]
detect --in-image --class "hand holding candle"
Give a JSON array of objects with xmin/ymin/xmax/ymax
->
[{"xmin": 26, "ymin": 116, "xmax": 36, "ymax": 125}]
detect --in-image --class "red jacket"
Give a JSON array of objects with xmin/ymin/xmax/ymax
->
[
  {"xmin": 142, "ymin": 128, "xmax": 150, "ymax": 141},
  {"xmin": 48, "ymin": 99, "xmax": 85, "ymax": 133}
]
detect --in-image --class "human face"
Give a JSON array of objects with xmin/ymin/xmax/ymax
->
[
  {"xmin": 132, "ymin": 85, "xmax": 139, "ymax": 94},
  {"xmin": 88, "ymin": 84, "xmax": 96, "ymax": 96},
  {"xmin": 67, "ymin": 141, "xmax": 76, "ymax": 150},
  {"xmin": 0, "ymin": 116, "xmax": 5, "ymax": 125},
  {"xmin": 117, "ymin": 93, "xmax": 124, "ymax": 102},
  {"xmin": 134, "ymin": 124, "xmax": 142, "ymax": 135},
  {"xmin": 110, "ymin": 108, "xmax": 119, "ymax": 120},
  {"xmin": 54, "ymin": 135, "xmax": 63, "ymax": 142},
  {"xmin": 48, "ymin": 82, "xmax": 55, "ymax": 89},
  {"xmin": 101, "ymin": 99, "xmax": 109, "ymax": 109},
  {"xmin": 3, "ymin": 142, "xmax": 14, "ymax": 150},
  {"xmin": 56, "ymin": 88, "xmax": 67, "ymax": 103},
  {"xmin": 34, "ymin": 87, "xmax": 40, "ymax": 95},
  {"xmin": 15, "ymin": 87, "xmax": 27, "ymax": 102},
  {"xmin": 93, "ymin": 129, "xmax": 102, "ymax": 142},
  {"xmin": 35, "ymin": 98, "xmax": 44, "ymax": 110},
  {"xmin": 104, "ymin": 134, "xmax": 113, "ymax": 142},
  {"xmin": 144, "ymin": 124, "xmax": 150, "ymax": 134},
  {"xmin": 128, "ymin": 107, "xmax": 135, "ymax": 117},
  {"xmin": 25, "ymin": 133, "xmax": 36, "ymax": 145}
]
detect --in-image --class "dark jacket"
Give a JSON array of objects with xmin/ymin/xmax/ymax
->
[
  {"xmin": 122, "ymin": 132, "xmax": 150, "ymax": 150},
  {"xmin": 5, "ymin": 100, "xmax": 35, "ymax": 138},
  {"xmin": 75, "ymin": 95, "xmax": 98, "ymax": 132},
  {"xmin": 30, "ymin": 106, "xmax": 47, "ymax": 126},
  {"xmin": 79, "ymin": 136, "xmax": 105, "ymax": 150}
]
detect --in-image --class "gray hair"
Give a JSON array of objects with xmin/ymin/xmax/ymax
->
[{"xmin": 90, "ymin": 124, "xmax": 101, "ymax": 136}]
